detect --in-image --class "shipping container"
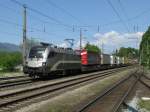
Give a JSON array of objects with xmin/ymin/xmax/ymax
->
[{"xmin": 101, "ymin": 54, "xmax": 111, "ymax": 65}]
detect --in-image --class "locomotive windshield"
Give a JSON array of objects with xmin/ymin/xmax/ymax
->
[{"xmin": 29, "ymin": 46, "xmax": 46, "ymax": 58}]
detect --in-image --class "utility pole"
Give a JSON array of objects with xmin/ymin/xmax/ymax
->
[
  {"xmin": 80, "ymin": 28, "xmax": 82, "ymax": 50},
  {"xmin": 23, "ymin": 5, "xmax": 27, "ymax": 65},
  {"xmin": 79, "ymin": 27, "xmax": 87, "ymax": 50}
]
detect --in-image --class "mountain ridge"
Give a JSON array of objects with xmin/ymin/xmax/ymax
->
[{"xmin": 0, "ymin": 42, "xmax": 21, "ymax": 52}]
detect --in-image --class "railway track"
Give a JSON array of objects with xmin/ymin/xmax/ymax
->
[
  {"xmin": 139, "ymin": 75, "xmax": 150, "ymax": 89},
  {"xmin": 77, "ymin": 70, "xmax": 141, "ymax": 112},
  {"xmin": 143, "ymin": 74, "xmax": 150, "ymax": 80},
  {"xmin": 0, "ymin": 67, "xmax": 135, "ymax": 112},
  {"xmin": 0, "ymin": 66, "xmax": 130, "ymax": 90},
  {"xmin": 0, "ymin": 76, "xmax": 28, "ymax": 80},
  {"xmin": 0, "ymin": 76, "xmax": 32, "ymax": 89}
]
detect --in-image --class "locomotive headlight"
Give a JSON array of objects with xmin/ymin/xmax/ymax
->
[{"xmin": 42, "ymin": 62, "xmax": 46, "ymax": 66}]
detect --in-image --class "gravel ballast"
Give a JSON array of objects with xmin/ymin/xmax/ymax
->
[{"xmin": 15, "ymin": 68, "xmax": 136, "ymax": 112}]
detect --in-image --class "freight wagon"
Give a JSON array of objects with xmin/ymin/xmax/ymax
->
[
  {"xmin": 23, "ymin": 42, "xmax": 128, "ymax": 78},
  {"xmin": 81, "ymin": 49, "xmax": 100, "ymax": 71}
]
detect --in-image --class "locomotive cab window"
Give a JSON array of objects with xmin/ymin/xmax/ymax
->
[{"xmin": 29, "ymin": 46, "xmax": 46, "ymax": 58}]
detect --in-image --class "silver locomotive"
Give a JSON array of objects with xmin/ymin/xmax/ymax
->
[{"xmin": 23, "ymin": 43, "xmax": 81, "ymax": 77}]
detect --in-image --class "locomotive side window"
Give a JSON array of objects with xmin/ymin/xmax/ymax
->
[{"xmin": 48, "ymin": 51, "xmax": 56, "ymax": 58}]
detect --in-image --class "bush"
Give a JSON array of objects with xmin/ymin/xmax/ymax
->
[{"xmin": 0, "ymin": 52, "xmax": 22, "ymax": 71}]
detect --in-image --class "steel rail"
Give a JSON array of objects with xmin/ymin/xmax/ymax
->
[
  {"xmin": 0, "ymin": 76, "xmax": 28, "ymax": 80},
  {"xmin": 77, "ymin": 70, "xmax": 138, "ymax": 112},
  {"xmin": 0, "ymin": 67, "xmax": 130, "ymax": 110},
  {"xmin": 112, "ymin": 73, "xmax": 141, "ymax": 112},
  {"xmin": 143, "ymin": 75, "xmax": 150, "ymax": 80},
  {"xmin": 0, "ymin": 67, "xmax": 130, "ymax": 97},
  {"xmin": 0, "ymin": 77, "xmax": 32, "ymax": 88},
  {"xmin": 0, "ymin": 66, "xmax": 130, "ymax": 90},
  {"xmin": 139, "ymin": 79, "xmax": 150, "ymax": 89}
]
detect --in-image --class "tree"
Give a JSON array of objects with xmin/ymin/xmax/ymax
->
[
  {"xmin": 140, "ymin": 26, "xmax": 150, "ymax": 68},
  {"xmin": 84, "ymin": 43, "xmax": 101, "ymax": 53}
]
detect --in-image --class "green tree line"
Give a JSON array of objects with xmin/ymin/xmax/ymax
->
[
  {"xmin": 0, "ymin": 52, "xmax": 22, "ymax": 71},
  {"xmin": 140, "ymin": 27, "xmax": 150, "ymax": 68},
  {"xmin": 115, "ymin": 47, "xmax": 139, "ymax": 59}
]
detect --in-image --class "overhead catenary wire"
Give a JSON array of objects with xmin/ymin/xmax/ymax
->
[
  {"xmin": 0, "ymin": 2, "xmax": 20, "ymax": 14},
  {"xmin": 1, "ymin": 0, "xmax": 147, "ymax": 32},
  {"xmin": 46, "ymin": 0, "xmax": 83, "ymax": 24},
  {"xmin": 117, "ymin": 0, "xmax": 129, "ymax": 20},
  {"xmin": 0, "ymin": 17, "xmax": 66, "ymax": 38},
  {"xmin": 0, "ymin": 1, "xmax": 71, "ymax": 37},
  {"xmin": 10, "ymin": 0, "xmax": 72, "ymax": 28},
  {"xmin": 4, "ymin": 0, "xmax": 150, "ymax": 34},
  {"xmin": 117, "ymin": 0, "xmax": 130, "ymax": 32},
  {"xmin": 45, "ymin": 0, "xmax": 89, "ymax": 32},
  {"xmin": 27, "ymin": 7, "xmax": 72, "ymax": 28},
  {"xmin": 0, "ymin": 17, "xmax": 42, "ymax": 32},
  {"xmin": 0, "ymin": 30, "xmax": 20, "ymax": 37},
  {"xmin": 10, "ymin": 0, "xmax": 22, "ymax": 6},
  {"xmin": 45, "ymin": 0, "xmax": 96, "ymax": 32},
  {"xmin": 106, "ymin": 0, "xmax": 130, "ymax": 32},
  {"xmin": 2, "ymin": 0, "xmax": 148, "ymax": 49},
  {"xmin": 0, "ymin": 0, "xmax": 75, "ymax": 36},
  {"xmin": 127, "ymin": 7, "xmax": 150, "ymax": 21},
  {"xmin": 9, "ymin": 0, "xmax": 81, "ymax": 38},
  {"xmin": 0, "ymin": 1, "xmax": 74, "ymax": 31}
]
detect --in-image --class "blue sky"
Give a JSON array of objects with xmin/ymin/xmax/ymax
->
[{"xmin": 0, "ymin": 0, "xmax": 149, "ymax": 53}]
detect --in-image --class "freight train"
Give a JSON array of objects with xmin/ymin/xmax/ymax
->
[{"xmin": 23, "ymin": 43, "xmax": 127, "ymax": 78}]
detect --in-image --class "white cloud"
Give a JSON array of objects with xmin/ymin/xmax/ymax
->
[
  {"xmin": 57, "ymin": 31, "xmax": 144, "ymax": 54},
  {"xmin": 93, "ymin": 31, "xmax": 143, "ymax": 54}
]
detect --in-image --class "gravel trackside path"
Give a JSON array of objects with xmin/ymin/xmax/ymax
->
[{"xmin": 0, "ymin": 72, "xmax": 24, "ymax": 78}]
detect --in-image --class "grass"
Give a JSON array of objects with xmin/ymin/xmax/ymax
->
[{"xmin": 138, "ymin": 100, "xmax": 150, "ymax": 111}]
